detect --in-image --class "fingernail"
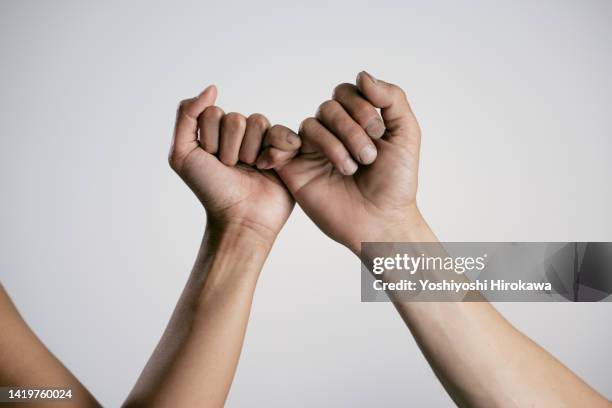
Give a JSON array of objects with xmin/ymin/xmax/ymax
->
[
  {"xmin": 365, "ymin": 118, "xmax": 386, "ymax": 139},
  {"xmin": 359, "ymin": 145, "xmax": 377, "ymax": 164},
  {"xmin": 287, "ymin": 131, "xmax": 300, "ymax": 146},
  {"xmin": 361, "ymin": 71, "xmax": 378, "ymax": 84},
  {"xmin": 341, "ymin": 158, "xmax": 358, "ymax": 175}
]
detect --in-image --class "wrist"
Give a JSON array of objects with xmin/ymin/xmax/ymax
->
[
  {"xmin": 349, "ymin": 204, "xmax": 437, "ymax": 255},
  {"xmin": 205, "ymin": 217, "xmax": 278, "ymax": 251},
  {"xmin": 379, "ymin": 205, "xmax": 437, "ymax": 242},
  {"xmin": 187, "ymin": 220, "xmax": 275, "ymax": 303}
]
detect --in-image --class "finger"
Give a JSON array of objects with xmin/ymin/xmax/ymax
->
[
  {"xmin": 239, "ymin": 113, "xmax": 269, "ymax": 165},
  {"xmin": 171, "ymin": 85, "xmax": 217, "ymax": 161},
  {"xmin": 315, "ymin": 100, "xmax": 377, "ymax": 165},
  {"xmin": 219, "ymin": 113, "xmax": 247, "ymax": 166},
  {"xmin": 356, "ymin": 71, "xmax": 419, "ymax": 143},
  {"xmin": 332, "ymin": 83, "xmax": 385, "ymax": 139},
  {"xmin": 255, "ymin": 147, "xmax": 296, "ymax": 170},
  {"xmin": 299, "ymin": 117, "xmax": 358, "ymax": 176},
  {"xmin": 263, "ymin": 124, "xmax": 301, "ymax": 152},
  {"xmin": 256, "ymin": 124, "xmax": 300, "ymax": 170},
  {"xmin": 198, "ymin": 105, "xmax": 224, "ymax": 154}
]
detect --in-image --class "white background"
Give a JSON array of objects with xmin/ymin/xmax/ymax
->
[{"xmin": 1, "ymin": 0, "xmax": 610, "ymax": 406}]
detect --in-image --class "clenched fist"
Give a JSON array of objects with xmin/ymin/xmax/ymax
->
[
  {"xmin": 273, "ymin": 72, "xmax": 432, "ymax": 253},
  {"xmin": 169, "ymin": 85, "xmax": 299, "ymax": 243}
]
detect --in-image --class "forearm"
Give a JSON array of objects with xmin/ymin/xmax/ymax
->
[
  {"xmin": 397, "ymin": 300, "xmax": 609, "ymax": 407},
  {"xmin": 125, "ymin": 223, "xmax": 273, "ymax": 407},
  {"xmin": 371, "ymin": 210, "xmax": 609, "ymax": 407},
  {"xmin": 0, "ymin": 284, "xmax": 99, "ymax": 407}
]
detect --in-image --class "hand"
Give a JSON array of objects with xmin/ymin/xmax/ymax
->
[
  {"xmin": 274, "ymin": 72, "xmax": 428, "ymax": 253},
  {"xmin": 127, "ymin": 86, "xmax": 303, "ymax": 407},
  {"xmin": 169, "ymin": 85, "xmax": 299, "ymax": 243}
]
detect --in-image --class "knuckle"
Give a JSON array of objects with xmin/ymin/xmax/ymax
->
[
  {"xmin": 317, "ymin": 99, "xmax": 340, "ymax": 117},
  {"xmin": 203, "ymin": 105, "xmax": 224, "ymax": 119},
  {"xmin": 224, "ymin": 112, "xmax": 246, "ymax": 129},
  {"xmin": 332, "ymin": 83, "xmax": 353, "ymax": 99},
  {"xmin": 177, "ymin": 98, "xmax": 192, "ymax": 115},
  {"xmin": 390, "ymin": 84, "xmax": 407, "ymax": 100},
  {"xmin": 248, "ymin": 113, "xmax": 269, "ymax": 130},
  {"xmin": 331, "ymin": 110, "xmax": 354, "ymax": 130},
  {"xmin": 299, "ymin": 117, "xmax": 318, "ymax": 134}
]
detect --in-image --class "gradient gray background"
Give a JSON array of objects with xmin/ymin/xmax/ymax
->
[{"xmin": 1, "ymin": 0, "xmax": 610, "ymax": 406}]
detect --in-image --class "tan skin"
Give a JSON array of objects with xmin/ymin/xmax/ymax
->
[
  {"xmin": 1, "ymin": 77, "xmax": 609, "ymax": 407},
  {"xmin": 167, "ymin": 85, "xmax": 298, "ymax": 239},
  {"xmin": 0, "ymin": 284, "xmax": 99, "ymax": 407},
  {"xmin": 271, "ymin": 72, "xmax": 428, "ymax": 253},
  {"xmin": 0, "ymin": 87, "xmax": 303, "ymax": 408},
  {"xmin": 270, "ymin": 71, "xmax": 611, "ymax": 407},
  {"xmin": 124, "ymin": 86, "xmax": 302, "ymax": 407}
]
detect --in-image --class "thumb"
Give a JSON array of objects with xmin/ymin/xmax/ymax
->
[
  {"xmin": 171, "ymin": 85, "xmax": 218, "ymax": 161},
  {"xmin": 356, "ymin": 71, "xmax": 419, "ymax": 144}
]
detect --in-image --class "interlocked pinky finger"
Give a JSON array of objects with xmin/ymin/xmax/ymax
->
[
  {"xmin": 263, "ymin": 125, "xmax": 301, "ymax": 152},
  {"xmin": 255, "ymin": 147, "xmax": 297, "ymax": 170}
]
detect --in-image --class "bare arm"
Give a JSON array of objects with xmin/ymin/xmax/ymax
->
[
  {"xmin": 124, "ymin": 85, "xmax": 297, "ymax": 407},
  {"xmin": 276, "ymin": 71, "xmax": 611, "ymax": 407},
  {"xmin": 124, "ymin": 224, "xmax": 273, "ymax": 407},
  {"xmin": 384, "ymin": 216, "xmax": 611, "ymax": 407},
  {"xmin": 0, "ymin": 283, "xmax": 99, "ymax": 407}
]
